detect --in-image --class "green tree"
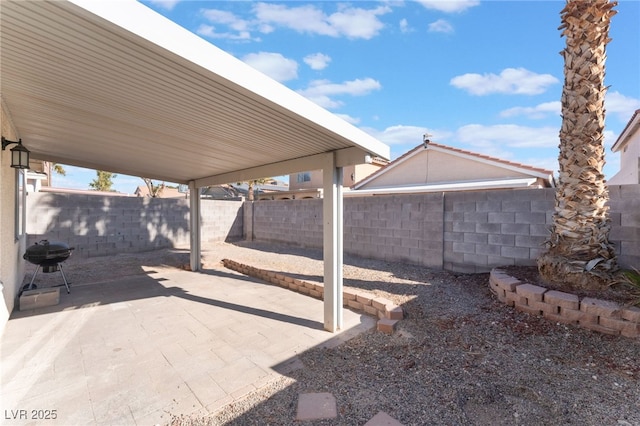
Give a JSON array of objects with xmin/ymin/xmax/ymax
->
[
  {"xmin": 537, "ymin": 0, "xmax": 618, "ymax": 291},
  {"xmin": 53, "ymin": 163, "xmax": 66, "ymax": 176},
  {"xmin": 141, "ymin": 177, "xmax": 165, "ymax": 198},
  {"xmin": 89, "ymin": 170, "xmax": 117, "ymax": 192}
]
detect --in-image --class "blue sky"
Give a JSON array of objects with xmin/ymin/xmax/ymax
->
[{"xmin": 55, "ymin": 0, "xmax": 639, "ymax": 194}]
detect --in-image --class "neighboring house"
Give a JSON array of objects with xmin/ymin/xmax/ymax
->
[
  {"xmin": 134, "ymin": 184, "xmax": 185, "ymax": 198},
  {"xmin": 608, "ymin": 109, "xmax": 640, "ymax": 185},
  {"xmin": 200, "ymin": 184, "xmax": 241, "ymax": 200},
  {"xmin": 352, "ymin": 141, "xmax": 555, "ymax": 195},
  {"xmin": 283, "ymin": 157, "xmax": 388, "ymax": 199},
  {"xmin": 233, "ymin": 180, "xmax": 290, "ymax": 201}
]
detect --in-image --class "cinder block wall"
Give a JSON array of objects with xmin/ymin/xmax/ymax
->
[
  {"xmin": 25, "ymin": 184, "xmax": 639, "ymax": 271},
  {"xmin": 250, "ymin": 194, "xmax": 444, "ymax": 268},
  {"xmin": 443, "ymin": 188, "xmax": 555, "ymax": 273},
  {"xmin": 344, "ymin": 194, "xmax": 443, "ymax": 268},
  {"xmin": 26, "ymin": 193, "xmax": 242, "ymax": 258},
  {"xmin": 200, "ymin": 199, "xmax": 244, "ymax": 243},
  {"xmin": 250, "ymin": 185, "xmax": 639, "ymax": 273},
  {"xmin": 607, "ymin": 185, "xmax": 640, "ymax": 269},
  {"xmin": 252, "ymin": 199, "xmax": 323, "ymax": 247}
]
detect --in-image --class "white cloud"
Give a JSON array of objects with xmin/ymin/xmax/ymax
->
[
  {"xmin": 253, "ymin": 3, "xmax": 390, "ymax": 39},
  {"xmin": 456, "ymin": 124, "xmax": 559, "ymax": 149},
  {"xmin": 450, "ymin": 68, "xmax": 559, "ymax": 96},
  {"xmin": 241, "ymin": 52, "xmax": 298, "ymax": 82},
  {"xmin": 304, "ymin": 53, "xmax": 332, "ymax": 71},
  {"xmin": 399, "ymin": 18, "xmax": 412, "ymax": 33},
  {"xmin": 415, "ymin": 0, "xmax": 480, "ymax": 13},
  {"xmin": 196, "ymin": 24, "xmax": 253, "ymax": 41},
  {"xmin": 147, "ymin": 0, "xmax": 180, "ymax": 11},
  {"xmin": 428, "ymin": 19, "xmax": 454, "ymax": 34},
  {"xmin": 328, "ymin": 5, "xmax": 391, "ymax": 39},
  {"xmin": 362, "ymin": 125, "xmax": 453, "ymax": 146},
  {"xmin": 198, "ymin": 8, "xmax": 258, "ymax": 40},
  {"xmin": 305, "ymin": 78, "xmax": 382, "ymax": 96},
  {"xmin": 500, "ymin": 101, "xmax": 561, "ymax": 119},
  {"xmin": 498, "ymin": 92, "xmax": 639, "ymax": 123},
  {"xmin": 606, "ymin": 91, "xmax": 640, "ymax": 122},
  {"xmin": 201, "ymin": 9, "xmax": 249, "ymax": 32},
  {"xmin": 297, "ymin": 78, "xmax": 382, "ymax": 109}
]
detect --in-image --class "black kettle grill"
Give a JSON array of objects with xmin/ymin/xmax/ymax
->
[{"xmin": 23, "ymin": 240, "xmax": 74, "ymax": 293}]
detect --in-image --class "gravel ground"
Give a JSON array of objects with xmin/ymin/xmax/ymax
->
[{"xmin": 25, "ymin": 241, "xmax": 640, "ymax": 425}]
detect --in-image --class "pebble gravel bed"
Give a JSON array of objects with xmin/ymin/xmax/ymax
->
[
  {"xmin": 25, "ymin": 241, "xmax": 640, "ymax": 425},
  {"xmin": 180, "ymin": 242, "xmax": 640, "ymax": 426}
]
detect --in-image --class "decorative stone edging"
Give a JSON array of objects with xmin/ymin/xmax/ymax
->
[
  {"xmin": 222, "ymin": 259, "xmax": 404, "ymax": 333},
  {"xmin": 490, "ymin": 268, "xmax": 640, "ymax": 338}
]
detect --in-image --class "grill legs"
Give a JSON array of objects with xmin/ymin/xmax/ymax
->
[
  {"xmin": 26, "ymin": 263, "xmax": 71, "ymax": 294},
  {"xmin": 58, "ymin": 263, "xmax": 70, "ymax": 294}
]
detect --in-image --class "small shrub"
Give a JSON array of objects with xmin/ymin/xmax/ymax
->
[{"xmin": 617, "ymin": 267, "xmax": 640, "ymax": 306}]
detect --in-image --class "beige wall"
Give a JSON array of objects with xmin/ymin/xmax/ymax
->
[
  {"xmin": 1, "ymin": 99, "xmax": 25, "ymax": 328},
  {"xmin": 289, "ymin": 163, "xmax": 382, "ymax": 191},
  {"xmin": 609, "ymin": 130, "xmax": 640, "ymax": 185},
  {"xmin": 360, "ymin": 149, "xmax": 533, "ymax": 189}
]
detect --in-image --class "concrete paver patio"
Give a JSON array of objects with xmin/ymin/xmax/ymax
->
[{"xmin": 1, "ymin": 266, "xmax": 374, "ymax": 425}]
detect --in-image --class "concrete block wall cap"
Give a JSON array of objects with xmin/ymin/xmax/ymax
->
[
  {"xmin": 621, "ymin": 306, "xmax": 640, "ymax": 323},
  {"xmin": 387, "ymin": 306, "xmax": 404, "ymax": 320},
  {"xmin": 372, "ymin": 297, "xmax": 393, "ymax": 311},
  {"xmin": 377, "ymin": 318, "xmax": 399, "ymax": 333},
  {"xmin": 356, "ymin": 292, "xmax": 374, "ymax": 305},
  {"xmin": 490, "ymin": 271, "xmax": 522, "ymax": 292},
  {"xmin": 343, "ymin": 288, "xmax": 358, "ymax": 301},
  {"xmin": 515, "ymin": 283, "xmax": 547, "ymax": 301},
  {"xmin": 580, "ymin": 297, "xmax": 622, "ymax": 317},
  {"xmin": 544, "ymin": 290, "xmax": 580, "ymax": 308}
]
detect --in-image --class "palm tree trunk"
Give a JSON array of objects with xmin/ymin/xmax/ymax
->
[{"xmin": 537, "ymin": 0, "xmax": 618, "ymax": 290}]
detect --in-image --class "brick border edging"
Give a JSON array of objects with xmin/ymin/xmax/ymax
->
[
  {"xmin": 489, "ymin": 268, "xmax": 640, "ymax": 338},
  {"xmin": 222, "ymin": 259, "xmax": 404, "ymax": 333}
]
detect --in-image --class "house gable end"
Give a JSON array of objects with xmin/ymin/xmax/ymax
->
[{"xmin": 355, "ymin": 142, "xmax": 553, "ymax": 190}]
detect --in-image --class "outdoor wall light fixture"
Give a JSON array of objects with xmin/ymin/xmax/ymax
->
[{"xmin": 1, "ymin": 137, "xmax": 30, "ymax": 169}]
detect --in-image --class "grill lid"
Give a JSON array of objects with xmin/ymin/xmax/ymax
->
[{"xmin": 24, "ymin": 240, "xmax": 74, "ymax": 265}]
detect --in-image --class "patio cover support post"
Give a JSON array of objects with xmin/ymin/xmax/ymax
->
[
  {"xmin": 323, "ymin": 152, "xmax": 344, "ymax": 332},
  {"xmin": 189, "ymin": 180, "xmax": 201, "ymax": 272}
]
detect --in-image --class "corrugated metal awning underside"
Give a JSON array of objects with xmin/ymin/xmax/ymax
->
[{"xmin": 1, "ymin": 0, "xmax": 389, "ymax": 186}]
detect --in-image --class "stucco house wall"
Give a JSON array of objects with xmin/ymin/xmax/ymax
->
[
  {"xmin": 359, "ymin": 149, "xmax": 536, "ymax": 189},
  {"xmin": 1, "ymin": 99, "xmax": 26, "ymax": 328},
  {"xmin": 609, "ymin": 109, "xmax": 640, "ymax": 185},
  {"xmin": 289, "ymin": 162, "xmax": 386, "ymax": 192},
  {"xmin": 353, "ymin": 143, "xmax": 554, "ymax": 193}
]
